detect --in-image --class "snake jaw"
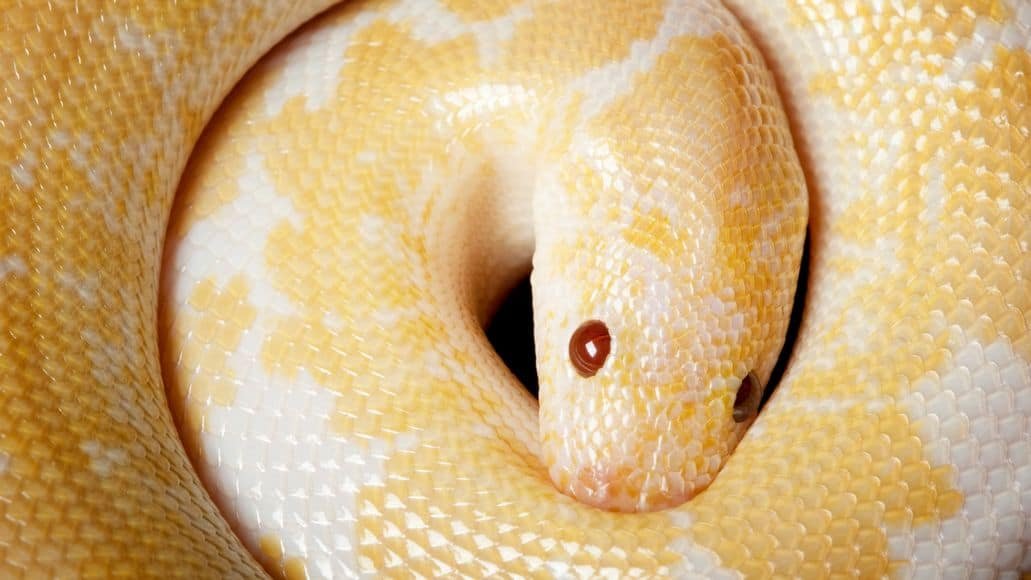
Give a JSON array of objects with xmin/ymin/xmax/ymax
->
[
  {"xmin": 533, "ymin": 296, "xmax": 746, "ymax": 512},
  {"xmin": 539, "ymin": 368, "xmax": 750, "ymax": 513}
]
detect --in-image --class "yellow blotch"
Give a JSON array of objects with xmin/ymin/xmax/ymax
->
[
  {"xmin": 238, "ymin": 8, "xmax": 499, "ymax": 462},
  {"xmin": 589, "ymin": 31, "xmax": 803, "ymax": 288},
  {"xmin": 686, "ymin": 7, "xmax": 1021, "ymax": 574},
  {"xmin": 185, "ymin": 275, "xmax": 258, "ymax": 357},
  {"xmin": 284, "ymin": 558, "xmax": 309, "ymax": 580},
  {"xmin": 589, "ymin": 34, "xmax": 748, "ymax": 199},
  {"xmin": 257, "ymin": 534, "xmax": 308, "ymax": 579},
  {"xmin": 799, "ymin": 14, "xmax": 1028, "ymax": 402},
  {"xmin": 686, "ymin": 404, "xmax": 962, "ymax": 577},
  {"xmin": 166, "ymin": 62, "xmax": 285, "ymax": 239},
  {"xmin": 501, "ymin": 0, "xmax": 665, "ymax": 82},
  {"xmin": 166, "ymin": 275, "xmax": 256, "ymax": 460},
  {"xmin": 356, "ymin": 423, "xmax": 689, "ymax": 576},
  {"xmin": 621, "ymin": 208, "xmax": 687, "ymax": 265},
  {"xmin": 1, "ymin": 0, "xmax": 305, "ymax": 574},
  {"xmin": 439, "ymin": 0, "xmax": 520, "ymax": 22},
  {"xmin": 259, "ymin": 534, "xmax": 285, "ymax": 567}
]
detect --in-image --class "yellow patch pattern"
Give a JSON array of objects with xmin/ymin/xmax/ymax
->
[{"xmin": 1, "ymin": 0, "xmax": 1026, "ymax": 578}]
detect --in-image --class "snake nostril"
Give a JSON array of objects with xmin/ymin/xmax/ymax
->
[
  {"xmin": 732, "ymin": 371, "xmax": 762, "ymax": 423},
  {"xmin": 569, "ymin": 320, "xmax": 611, "ymax": 378}
]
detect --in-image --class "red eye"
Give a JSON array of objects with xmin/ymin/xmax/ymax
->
[{"xmin": 569, "ymin": 320, "xmax": 611, "ymax": 378}]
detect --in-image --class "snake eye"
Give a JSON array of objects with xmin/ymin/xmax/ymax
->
[
  {"xmin": 732, "ymin": 371, "xmax": 762, "ymax": 423},
  {"xmin": 569, "ymin": 320, "xmax": 611, "ymax": 378}
]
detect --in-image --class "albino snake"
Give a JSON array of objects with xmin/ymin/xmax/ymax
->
[{"xmin": 1, "ymin": 0, "xmax": 1028, "ymax": 577}]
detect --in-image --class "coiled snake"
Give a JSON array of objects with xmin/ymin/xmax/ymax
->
[{"xmin": 1, "ymin": 0, "xmax": 1028, "ymax": 577}]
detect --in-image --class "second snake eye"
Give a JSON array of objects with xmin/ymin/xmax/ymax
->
[
  {"xmin": 569, "ymin": 320, "xmax": 611, "ymax": 378},
  {"xmin": 732, "ymin": 371, "xmax": 762, "ymax": 423}
]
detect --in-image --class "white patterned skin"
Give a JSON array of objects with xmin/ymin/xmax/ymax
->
[{"xmin": 1, "ymin": 1, "xmax": 1028, "ymax": 580}]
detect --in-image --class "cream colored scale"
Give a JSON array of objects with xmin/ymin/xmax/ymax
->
[{"xmin": 0, "ymin": 0, "xmax": 1027, "ymax": 578}]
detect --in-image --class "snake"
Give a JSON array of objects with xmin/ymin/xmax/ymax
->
[{"xmin": 1, "ymin": 0, "xmax": 1028, "ymax": 577}]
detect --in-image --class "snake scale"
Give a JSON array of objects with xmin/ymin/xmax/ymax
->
[{"xmin": 1, "ymin": 0, "xmax": 1028, "ymax": 577}]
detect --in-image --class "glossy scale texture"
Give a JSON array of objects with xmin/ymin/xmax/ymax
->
[{"xmin": 1, "ymin": 0, "xmax": 1028, "ymax": 578}]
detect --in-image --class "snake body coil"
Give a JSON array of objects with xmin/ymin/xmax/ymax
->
[{"xmin": 1, "ymin": 0, "xmax": 1028, "ymax": 578}]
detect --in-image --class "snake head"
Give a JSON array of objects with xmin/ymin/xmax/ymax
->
[
  {"xmin": 529, "ymin": 31, "xmax": 807, "ymax": 512},
  {"xmin": 532, "ymin": 193, "xmax": 803, "ymax": 512}
]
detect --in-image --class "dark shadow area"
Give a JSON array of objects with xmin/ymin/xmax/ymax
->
[
  {"xmin": 486, "ymin": 275, "xmax": 539, "ymax": 398},
  {"xmin": 760, "ymin": 231, "xmax": 810, "ymax": 411}
]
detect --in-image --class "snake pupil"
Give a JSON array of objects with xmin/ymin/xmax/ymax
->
[
  {"xmin": 569, "ymin": 320, "xmax": 611, "ymax": 378},
  {"xmin": 732, "ymin": 371, "xmax": 761, "ymax": 423}
]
